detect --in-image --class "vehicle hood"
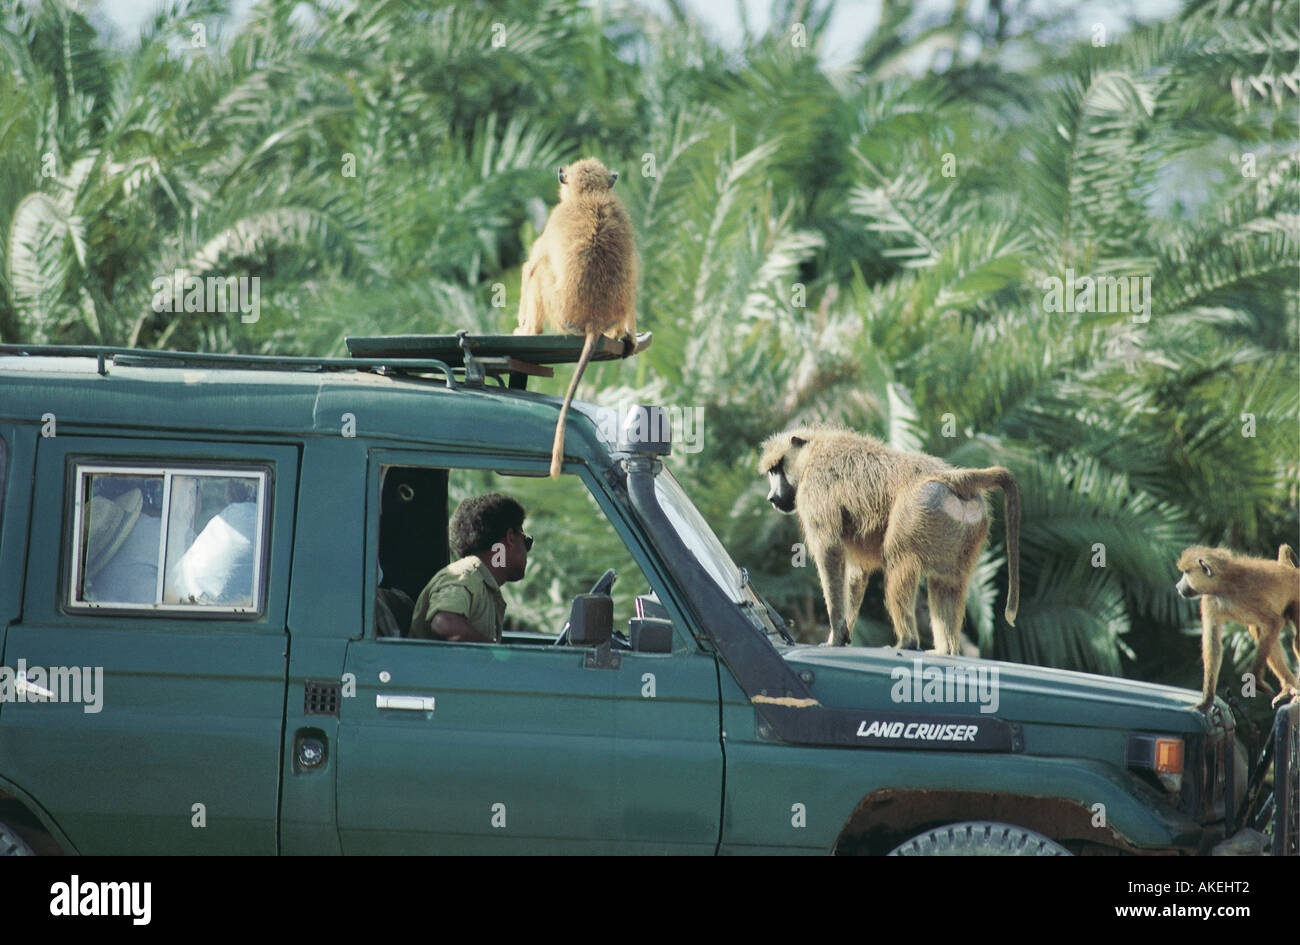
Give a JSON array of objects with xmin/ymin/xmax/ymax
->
[{"xmin": 781, "ymin": 646, "xmax": 1207, "ymax": 734}]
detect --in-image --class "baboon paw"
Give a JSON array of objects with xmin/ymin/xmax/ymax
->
[{"xmin": 1271, "ymin": 687, "xmax": 1299, "ymax": 707}]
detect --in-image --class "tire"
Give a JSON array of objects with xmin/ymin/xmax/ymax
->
[
  {"xmin": 887, "ymin": 821, "xmax": 1071, "ymax": 856},
  {"xmin": 0, "ymin": 821, "xmax": 34, "ymax": 856}
]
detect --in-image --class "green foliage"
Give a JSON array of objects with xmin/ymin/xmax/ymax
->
[{"xmin": 1, "ymin": 0, "xmax": 1296, "ymax": 689}]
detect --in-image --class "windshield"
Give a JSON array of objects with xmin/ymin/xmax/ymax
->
[
  {"xmin": 654, "ymin": 469, "xmax": 746, "ymax": 603},
  {"xmin": 651, "ymin": 467, "xmax": 788, "ymax": 640}
]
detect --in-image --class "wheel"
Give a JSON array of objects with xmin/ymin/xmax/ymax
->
[
  {"xmin": 0, "ymin": 821, "xmax": 34, "ymax": 856},
  {"xmin": 887, "ymin": 821, "xmax": 1071, "ymax": 856}
]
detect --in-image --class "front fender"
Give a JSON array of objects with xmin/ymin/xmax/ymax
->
[{"xmin": 721, "ymin": 740, "xmax": 1201, "ymax": 854}]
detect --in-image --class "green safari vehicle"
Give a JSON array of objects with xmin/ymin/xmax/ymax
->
[{"xmin": 0, "ymin": 335, "xmax": 1295, "ymax": 855}]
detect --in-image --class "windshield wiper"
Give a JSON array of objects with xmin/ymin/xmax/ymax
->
[{"xmin": 745, "ymin": 587, "xmax": 794, "ymax": 645}]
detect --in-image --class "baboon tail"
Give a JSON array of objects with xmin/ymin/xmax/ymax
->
[
  {"xmin": 942, "ymin": 466, "xmax": 1020, "ymax": 626},
  {"xmin": 550, "ymin": 333, "xmax": 597, "ymax": 479},
  {"xmin": 998, "ymin": 469, "xmax": 1021, "ymax": 626}
]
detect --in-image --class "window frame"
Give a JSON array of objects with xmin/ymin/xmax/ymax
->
[
  {"xmin": 365, "ymin": 449, "xmax": 698, "ymax": 653},
  {"xmin": 66, "ymin": 461, "xmax": 272, "ymax": 617}
]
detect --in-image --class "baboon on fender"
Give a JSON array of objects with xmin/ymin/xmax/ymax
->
[{"xmin": 759, "ymin": 427, "xmax": 1020, "ymax": 653}]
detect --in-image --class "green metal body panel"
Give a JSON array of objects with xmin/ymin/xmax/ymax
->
[
  {"xmin": 785, "ymin": 646, "xmax": 1205, "ymax": 729},
  {"xmin": 337, "ymin": 639, "xmax": 722, "ymax": 853},
  {"xmin": 279, "ymin": 635, "xmax": 347, "ymax": 856},
  {"xmin": 0, "ymin": 422, "xmax": 35, "ymax": 634},
  {"xmin": 0, "ymin": 351, "xmax": 1237, "ymax": 854},
  {"xmin": 334, "ymin": 447, "xmax": 722, "ymax": 853},
  {"xmin": 716, "ymin": 672, "xmax": 1201, "ymax": 854},
  {"xmin": 2, "ymin": 432, "xmax": 295, "ymax": 854}
]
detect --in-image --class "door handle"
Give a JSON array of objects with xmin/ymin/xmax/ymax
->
[{"xmin": 376, "ymin": 694, "xmax": 436, "ymax": 712}]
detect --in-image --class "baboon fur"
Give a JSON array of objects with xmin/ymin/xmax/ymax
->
[
  {"xmin": 1176, "ymin": 545, "xmax": 1300, "ymax": 711},
  {"xmin": 515, "ymin": 157, "xmax": 638, "ymax": 478},
  {"xmin": 759, "ymin": 426, "xmax": 1020, "ymax": 653}
]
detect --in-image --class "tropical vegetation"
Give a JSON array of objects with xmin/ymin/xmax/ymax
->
[{"xmin": 2, "ymin": 0, "xmax": 1296, "ymax": 708}]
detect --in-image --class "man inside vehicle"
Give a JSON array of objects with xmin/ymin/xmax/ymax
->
[{"xmin": 409, "ymin": 492, "xmax": 531, "ymax": 643}]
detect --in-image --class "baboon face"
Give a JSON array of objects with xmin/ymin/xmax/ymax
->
[
  {"xmin": 759, "ymin": 435, "xmax": 807, "ymax": 515},
  {"xmin": 1176, "ymin": 548, "xmax": 1221, "ymax": 599},
  {"xmin": 558, "ymin": 158, "xmax": 618, "ymax": 200},
  {"xmin": 766, "ymin": 465, "xmax": 797, "ymax": 514}
]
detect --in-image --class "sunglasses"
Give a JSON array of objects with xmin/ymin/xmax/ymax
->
[{"xmin": 521, "ymin": 532, "xmax": 534, "ymax": 551}]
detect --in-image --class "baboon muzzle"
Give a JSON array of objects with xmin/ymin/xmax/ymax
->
[{"xmin": 768, "ymin": 491, "xmax": 795, "ymax": 514}]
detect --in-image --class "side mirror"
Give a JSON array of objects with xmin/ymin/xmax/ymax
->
[
  {"xmin": 568, "ymin": 594, "xmax": 613, "ymax": 647},
  {"xmin": 629, "ymin": 618, "xmax": 673, "ymax": 653}
]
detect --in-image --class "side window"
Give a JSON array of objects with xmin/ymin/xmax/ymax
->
[
  {"xmin": 69, "ymin": 464, "xmax": 269, "ymax": 613},
  {"xmin": 373, "ymin": 463, "xmax": 669, "ymax": 647}
]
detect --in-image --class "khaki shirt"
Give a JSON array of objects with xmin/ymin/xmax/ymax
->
[{"xmin": 409, "ymin": 556, "xmax": 507, "ymax": 643}]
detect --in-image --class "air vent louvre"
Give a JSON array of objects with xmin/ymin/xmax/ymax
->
[{"xmin": 304, "ymin": 680, "xmax": 341, "ymax": 717}]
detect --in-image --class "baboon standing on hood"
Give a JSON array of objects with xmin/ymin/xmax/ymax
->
[{"xmin": 759, "ymin": 427, "xmax": 1020, "ymax": 652}]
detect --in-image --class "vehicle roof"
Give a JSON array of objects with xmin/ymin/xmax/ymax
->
[{"xmin": 0, "ymin": 350, "xmax": 610, "ymax": 465}]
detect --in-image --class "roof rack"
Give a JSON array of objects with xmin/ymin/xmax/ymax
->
[
  {"xmin": 0, "ymin": 330, "xmax": 653, "ymax": 392},
  {"xmin": 0, "ymin": 343, "xmax": 458, "ymax": 387},
  {"xmin": 344, "ymin": 330, "xmax": 653, "ymax": 389}
]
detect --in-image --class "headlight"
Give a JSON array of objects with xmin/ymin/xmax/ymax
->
[{"xmin": 1126, "ymin": 734, "xmax": 1185, "ymax": 794}]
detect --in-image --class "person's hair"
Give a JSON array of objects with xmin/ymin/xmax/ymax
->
[{"xmin": 449, "ymin": 493, "xmax": 525, "ymax": 558}]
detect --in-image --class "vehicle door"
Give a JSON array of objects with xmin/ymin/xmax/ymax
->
[
  {"xmin": 0, "ymin": 434, "xmax": 295, "ymax": 854},
  {"xmin": 334, "ymin": 450, "xmax": 724, "ymax": 853}
]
